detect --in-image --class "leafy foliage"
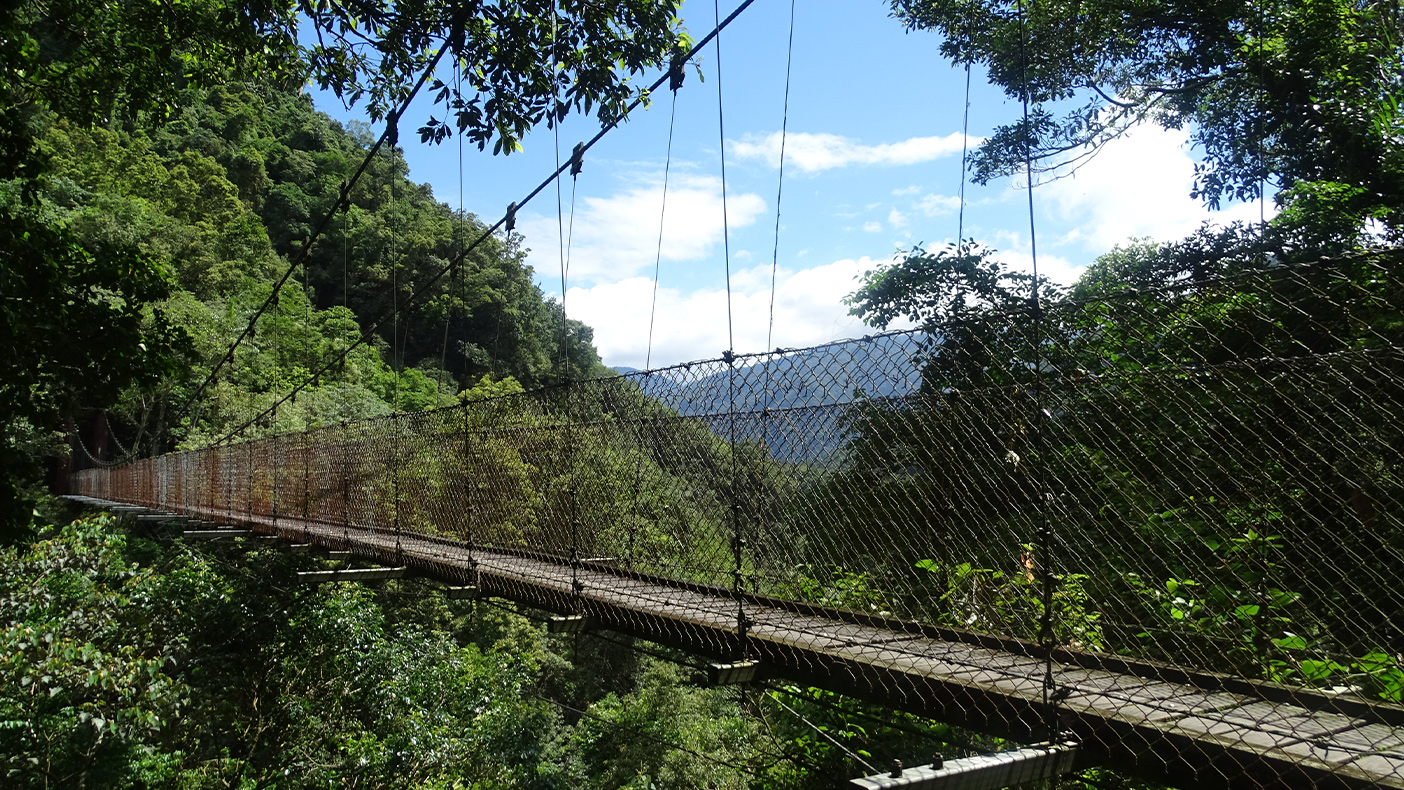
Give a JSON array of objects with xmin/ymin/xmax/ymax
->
[{"xmin": 891, "ymin": 0, "xmax": 1404, "ymax": 235}]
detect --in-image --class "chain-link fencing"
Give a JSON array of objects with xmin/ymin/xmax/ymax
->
[{"xmin": 71, "ymin": 255, "xmax": 1404, "ymax": 788}]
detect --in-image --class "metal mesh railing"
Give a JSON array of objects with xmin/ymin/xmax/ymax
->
[{"xmin": 72, "ymin": 255, "xmax": 1404, "ymax": 788}]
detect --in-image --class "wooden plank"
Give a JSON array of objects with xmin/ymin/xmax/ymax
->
[
  {"xmin": 849, "ymin": 743, "xmax": 1078, "ymax": 789},
  {"xmin": 82, "ymin": 497, "xmax": 1404, "ymax": 790},
  {"xmin": 1346, "ymin": 751, "xmax": 1404, "ymax": 783},
  {"xmin": 708, "ymin": 660, "xmax": 761, "ymax": 685},
  {"xmin": 298, "ymin": 567, "xmax": 407, "ymax": 584},
  {"xmin": 184, "ymin": 530, "xmax": 254, "ymax": 538},
  {"xmin": 547, "ymin": 615, "xmax": 588, "ymax": 633},
  {"xmin": 1327, "ymin": 723, "xmax": 1404, "ymax": 753}
]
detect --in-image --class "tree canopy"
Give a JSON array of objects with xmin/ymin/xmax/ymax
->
[
  {"xmin": 891, "ymin": 0, "xmax": 1404, "ymax": 236},
  {"xmin": 2, "ymin": 0, "xmax": 687, "ymax": 535}
]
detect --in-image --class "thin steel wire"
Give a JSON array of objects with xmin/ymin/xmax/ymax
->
[{"xmin": 71, "ymin": 252, "xmax": 1404, "ymax": 789}]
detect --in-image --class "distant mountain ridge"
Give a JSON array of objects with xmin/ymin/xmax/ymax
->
[{"xmin": 611, "ymin": 333, "xmax": 926, "ymax": 462}]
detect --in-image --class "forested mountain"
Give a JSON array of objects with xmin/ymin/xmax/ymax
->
[{"xmin": 30, "ymin": 82, "xmax": 607, "ymax": 453}]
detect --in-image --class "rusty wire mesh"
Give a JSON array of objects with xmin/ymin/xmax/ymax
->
[{"xmin": 71, "ymin": 256, "xmax": 1404, "ymax": 788}]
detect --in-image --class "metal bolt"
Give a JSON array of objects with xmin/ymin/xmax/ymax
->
[{"xmin": 890, "ymin": 759, "xmax": 903, "ymax": 778}]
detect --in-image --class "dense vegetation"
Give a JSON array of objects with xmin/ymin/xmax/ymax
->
[
  {"xmin": 2, "ymin": 507, "xmax": 1009, "ymax": 789},
  {"xmin": 6, "ymin": 0, "xmax": 1404, "ymax": 786}
]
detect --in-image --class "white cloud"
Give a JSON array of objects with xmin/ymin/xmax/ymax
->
[
  {"xmin": 863, "ymin": 221, "xmax": 883, "ymax": 233},
  {"xmin": 564, "ymin": 257, "xmax": 900, "ymax": 368},
  {"xmin": 1000, "ymin": 248, "xmax": 1085, "ymax": 288},
  {"xmin": 519, "ymin": 171, "xmax": 766, "ymax": 288},
  {"xmin": 892, "ymin": 185, "xmax": 922, "ymax": 196},
  {"xmin": 1039, "ymin": 122, "xmax": 1273, "ymax": 253},
  {"xmin": 732, "ymin": 131, "xmax": 973, "ymax": 173},
  {"xmin": 887, "ymin": 208, "xmax": 908, "ymax": 229},
  {"xmin": 917, "ymin": 193, "xmax": 962, "ymax": 217}
]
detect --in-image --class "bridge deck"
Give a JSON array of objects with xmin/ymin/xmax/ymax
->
[{"xmin": 70, "ymin": 495, "xmax": 1404, "ymax": 790}]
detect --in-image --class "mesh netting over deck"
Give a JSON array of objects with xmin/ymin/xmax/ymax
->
[{"xmin": 72, "ymin": 257, "xmax": 1404, "ymax": 787}]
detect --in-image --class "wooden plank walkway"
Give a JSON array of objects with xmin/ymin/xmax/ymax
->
[{"xmin": 68, "ymin": 495, "xmax": 1404, "ymax": 790}]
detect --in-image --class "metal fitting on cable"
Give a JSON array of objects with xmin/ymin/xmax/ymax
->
[
  {"xmin": 570, "ymin": 142, "xmax": 585, "ymax": 177},
  {"xmin": 669, "ymin": 49, "xmax": 687, "ymax": 92},
  {"xmin": 505, "ymin": 201, "xmax": 517, "ymax": 232},
  {"xmin": 386, "ymin": 112, "xmax": 399, "ymax": 147}
]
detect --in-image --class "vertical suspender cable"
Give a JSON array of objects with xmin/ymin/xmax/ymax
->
[
  {"xmin": 713, "ymin": 0, "xmax": 747, "ymax": 659},
  {"xmin": 766, "ymin": 0, "xmax": 796, "ymax": 356},
  {"xmin": 714, "ymin": 0, "xmax": 735, "ymax": 356},
  {"xmin": 1017, "ymin": 0, "xmax": 1059, "ymax": 745},
  {"xmin": 645, "ymin": 65, "xmax": 680, "ymax": 371},
  {"xmin": 1256, "ymin": 0, "xmax": 1268, "ymax": 265},
  {"xmin": 546, "ymin": 0, "xmax": 583, "ymax": 610},
  {"xmin": 762, "ymin": 0, "xmax": 798, "ymax": 568},
  {"xmin": 957, "ymin": 59, "xmax": 972, "ymax": 251},
  {"xmin": 386, "ymin": 117, "xmax": 404, "ymax": 564},
  {"xmin": 271, "ymin": 283, "xmax": 281, "ymax": 532},
  {"xmin": 553, "ymin": 3, "xmax": 570, "ymax": 382},
  {"xmin": 633, "ymin": 56, "xmax": 685, "ymax": 569},
  {"xmin": 343, "ymin": 192, "xmax": 351, "ymax": 308}
]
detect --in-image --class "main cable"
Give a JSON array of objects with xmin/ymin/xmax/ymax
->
[{"xmin": 211, "ymin": 0, "xmax": 763, "ymax": 446}]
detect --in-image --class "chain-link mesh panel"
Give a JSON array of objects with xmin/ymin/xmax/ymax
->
[{"xmin": 71, "ymin": 258, "xmax": 1404, "ymax": 788}]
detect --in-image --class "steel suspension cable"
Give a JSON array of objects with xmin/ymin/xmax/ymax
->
[
  {"xmin": 390, "ymin": 127, "xmax": 403, "ymax": 410},
  {"xmin": 766, "ymin": 0, "xmax": 797, "ymax": 355},
  {"xmin": 553, "ymin": 1, "xmax": 570, "ymax": 382},
  {"xmin": 532, "ymin": 693, "xmax": 765, "ymax": 777},
  {"xmin": 760, "ymin": 0, "xmax": 798, "ymax": 559},
  {"xmin": 1016, "ymin": 0, "xmax": 1059, "ymax": 746},
  {"xmin": 768, "ymin": 688, "xmax": 879, "ymax": 774},
  {"xmin": 957, "ymin": 58, "xmax": 972, "ymax": 249},
  {"xmin": 714, "ymin": 0, "xmax": 735, "ymax": 356},
  {"xmin": 632, "ymin": 59, "xmax": 686, "ymax": 569},
  {"xmin": 210, "ymin": 0, "xmax": 762, "ymax": 446},
  {"xmin": 644, "ymin": 85, "xmax": 680, "ymax": 371},
  {"xmin": 711, "ymin": 0, "xmax": 748, "ymax": 661}
]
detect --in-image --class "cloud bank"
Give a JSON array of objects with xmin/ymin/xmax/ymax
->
[
  {"xmin": 563, "ymin": 257, "xmax": 901, "ymax": 368},
  {"xmin": 732, "ymin": 132, "xmax": 973, "ymax": 172},
  {"xmin": 520, "ymin": 172, "xmax": 766, "ymax": 288}
]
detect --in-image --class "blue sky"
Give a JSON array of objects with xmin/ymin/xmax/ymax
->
[{"xmin": 308, "ymin": 0, "xmax": 1264, "ymax": 369}]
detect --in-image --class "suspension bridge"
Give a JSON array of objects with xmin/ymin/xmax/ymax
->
[
  {"xmin": 66, "ymin": 258, "xmax": 1404, "ymax": 790},
  {"xmin": 51, "ymin": 0, "xmax": 1404, "ymax": 782}
]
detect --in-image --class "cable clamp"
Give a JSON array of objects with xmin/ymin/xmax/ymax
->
[
  {"xmin": 386, "ymin": 112, "xmax": 399, "ymax": 147},
  {"xmin": 669, "ymin": 49, "xmax": 687, "ymax": 92},
  {"xmin": 570, "ymin": 142, "xmax": 585, "ymax": 176},
  {"xmin": 505, "ymin": 201, "xmax": 517, "ymax": 232}
]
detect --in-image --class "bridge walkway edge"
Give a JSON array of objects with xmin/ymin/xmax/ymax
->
[{"xmin": 68, "ymin": 495, "xmax": 1404, "ymax": 790}]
